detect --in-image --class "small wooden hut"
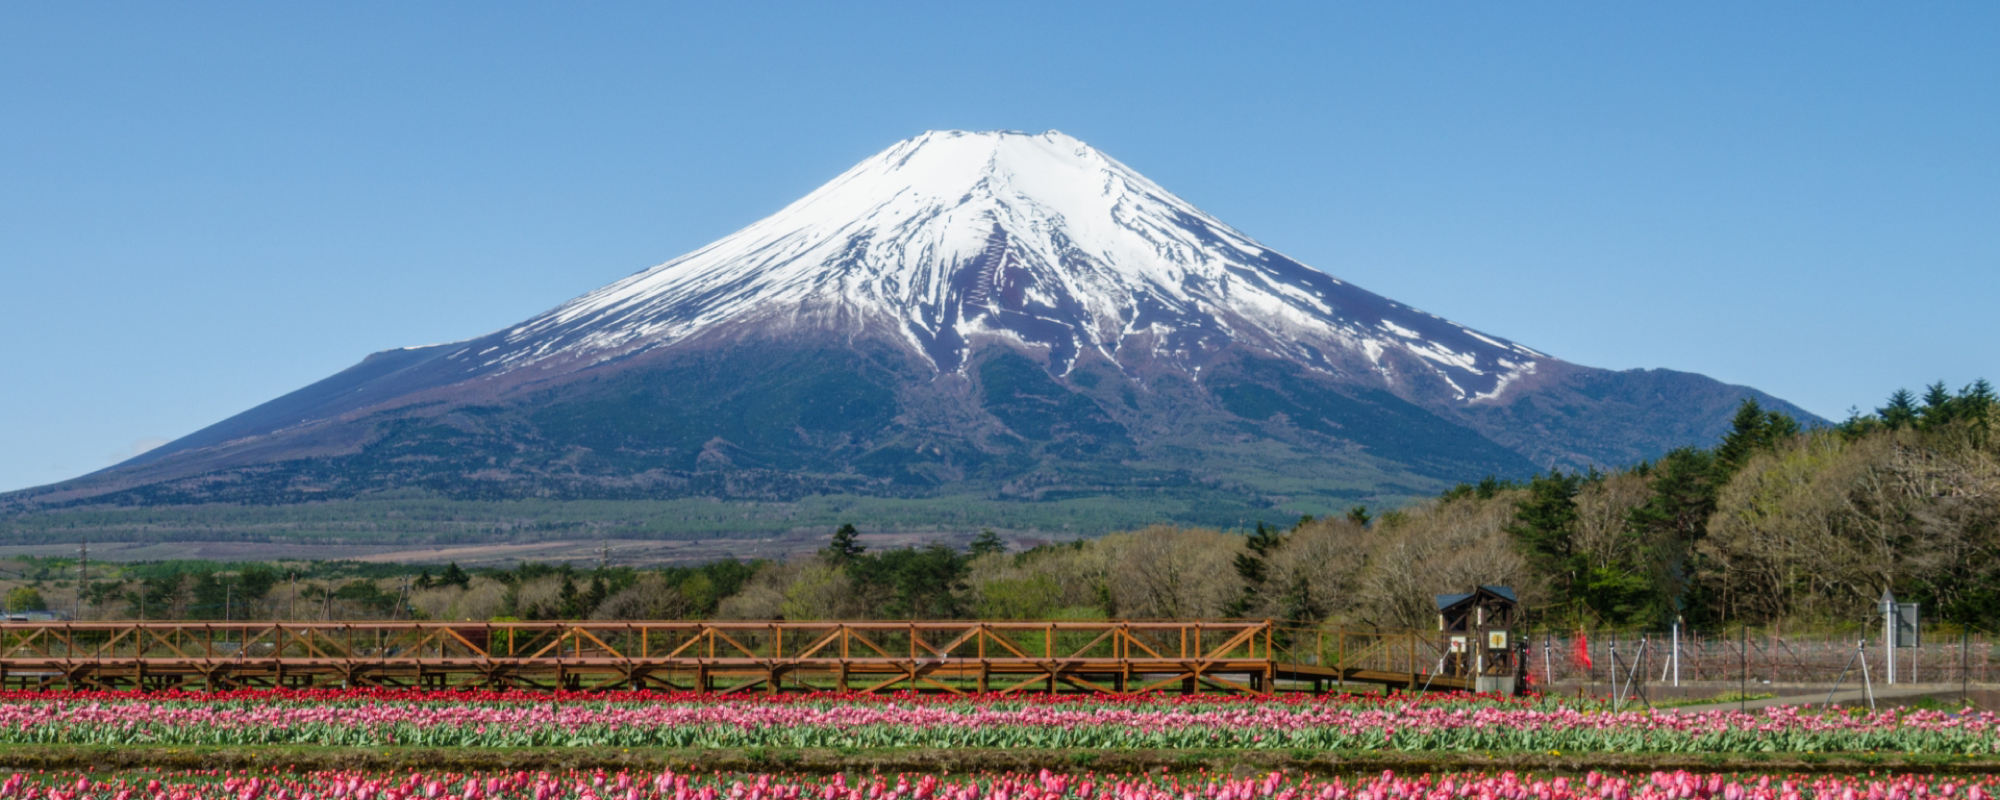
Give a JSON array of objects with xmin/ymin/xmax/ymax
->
[{"xmin": 1435, "ymin": 585, "xmax": 1523, "ymax": 693}]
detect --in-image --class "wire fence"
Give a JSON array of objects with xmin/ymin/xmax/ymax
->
[{"xmin": 1525, "ymin": 627, "xmax": 2000, "ymax": 686}]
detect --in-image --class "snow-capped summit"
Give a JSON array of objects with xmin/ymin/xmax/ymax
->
[
  {"xmin": 17, "ymin": 130, "xmax": 1818, "ymax": 527},
  {"xmin": 482, "ymin": 130, "xmax": 1539, "ymax": 400}
]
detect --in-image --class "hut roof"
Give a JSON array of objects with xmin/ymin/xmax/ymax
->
[{"xmin": 1434, "ymin": 585, "xmax": 1516, "ymax": 610}]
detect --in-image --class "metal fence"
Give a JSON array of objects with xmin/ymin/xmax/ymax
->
[{"xmin": 1525, "ymin": 627, "xmax": 2000, "ymax": 687}]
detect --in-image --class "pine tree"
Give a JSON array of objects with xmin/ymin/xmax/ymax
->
[
  {"xmin": 1226, "ymin": 521, "xmax": 1284, "ymax": 617},
  {"xmin": 556, "ymin": 576, "xmax": 581, "ymax": 619},
  {"xmin": 1345, "ymin": 505, "xmax": 1371, "ymax": 526},
  {"xmin": 1879, "ymin": 388, "xmax": 1919, "ymax": 430},
  {"xmin": 1625, "ymin": 447, "xmax": 1719, "ymax": 626},
  {"xmin": 967, "ymin": 530, "xmax": 1005, "ymax": 557},
  {"xmin": 824, "ymin": 524, "xmax": 865, "ymax": 566},
  {"xmin": 440, "ymin": 562, "xmax": 470, "ymax": 589},
  {"xmin": 1920, "ymin": 381, "xmax": 1958, "ymax": 429},
  {"xmin": 1508, "ymin": 470, "xmax": 1585, "ymax": 607},
  {"xmin": 414, "ymin": 569, "xmax": 435, "ymax": 590},
  {"xmin": 1962, "ymin": 379, "xmax": 1996, "ymax": 442},
  {"xmin": 1715, "ymin": 399, "xmax": 1800, "ymax": 476}
]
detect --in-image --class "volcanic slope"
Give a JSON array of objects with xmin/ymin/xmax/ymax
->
[{"xmin": 4, "ymin": 131, "xmax": 1818, "ymax": 534}]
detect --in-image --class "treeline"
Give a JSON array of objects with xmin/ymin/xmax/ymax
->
[
  {"xmin": 0, "ymin": 556, "xmax": 766, "ymax": 623},
  {"xmin": 1506, "ymin": 379, "xmax": 1997, "ymax": 628},
  {"xmin": 9, "ymin": 380, "xmax": 1991, "ymax": 631},
  {"xmin": 693, "ymin": 380, "xmax": 1998, "ymax": 631},
  {"xmin": 1, "ymin": 559, "xmax": 422, "ymax": 620}
]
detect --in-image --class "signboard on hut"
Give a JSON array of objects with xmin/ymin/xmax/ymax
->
[{"xmin": 1436, "ymin": 585, "xmax": 1523, "ymax": 694}]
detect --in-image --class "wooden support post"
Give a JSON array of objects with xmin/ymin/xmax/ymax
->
[{"xmin": 1046, "ymin": 624, "xmax": 1056, "ymax": 694}]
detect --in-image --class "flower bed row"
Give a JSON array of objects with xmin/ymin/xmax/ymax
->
[
  {"xmin": 0, "ymin": 769, "xmax": 1992, "ymax": 800},
  {"xmin": 0, "ymin": 689, "xmax": 1527, "ymax": 708},
  {"xmin": 0, "ymin": 695, "xmax": 1992, "ymax": 753}
]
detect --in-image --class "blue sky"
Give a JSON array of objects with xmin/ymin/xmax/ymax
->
[{"xmin": 3, "ymin": 3, "xmax": 1996, "ymax": 493}]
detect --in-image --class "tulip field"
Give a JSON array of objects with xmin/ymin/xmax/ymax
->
[
  {"xmin": 0, "ymin": 689, "xmax": 1989, "ymax": 755},
  {"xmin": 0, "ymin": 690, "xmax": 1993, "ymax": 799},
  {"xmin": 0, "ymin": 769, "xmax": 1992, "ymax": 800}
]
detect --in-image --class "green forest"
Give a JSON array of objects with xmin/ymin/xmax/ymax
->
[{"xmin": 5, "ymin": 380, "xmax": 1992, "ymax": 632}]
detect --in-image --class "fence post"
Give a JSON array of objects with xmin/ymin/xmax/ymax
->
[
  {"xmin": 1543, "ymin": 633, "xmax": 1552, "ymax": 690},
  {"xmin": 1337, "ymin": 631, "xmax": 1345, "ymax": 691},
  {"xmin": 1882, "ymin": 591, "xmax": 1896, "ymax": 685}
]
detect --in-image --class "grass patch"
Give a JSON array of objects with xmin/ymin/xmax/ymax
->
[{"xmin": 1648, "ymin": 691, "xmax": 1778, "ymax": 709}]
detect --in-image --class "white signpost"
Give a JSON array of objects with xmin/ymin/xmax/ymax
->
[{"xmin": 1880, "ymin": 589, "xmax": 1919, "ymax": 685}]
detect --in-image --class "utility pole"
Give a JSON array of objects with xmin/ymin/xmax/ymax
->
[
  {"xmin": 290, "ymin": 573, "xmax": 298, "ymax": 620},
  {"xmin": 1739, "ymin": 626, "xmax": 1748, "ymax": 713}
]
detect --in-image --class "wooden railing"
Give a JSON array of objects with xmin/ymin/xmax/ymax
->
[{"xmin": 0, "ymin": 619, "xmax": 1479, "ymax": 695}]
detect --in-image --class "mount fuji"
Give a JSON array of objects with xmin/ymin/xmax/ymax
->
[{"xmin": 7, "ymin": 131, "xmax": 1817, "ymax": 529}]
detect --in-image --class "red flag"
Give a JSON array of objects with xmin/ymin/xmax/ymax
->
[{"xmin": 1571, "ymin": 631, "xmax": 1593, "ymax": 670}]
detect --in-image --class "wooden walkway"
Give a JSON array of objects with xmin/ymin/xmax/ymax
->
[{"xmin": 0, "ymin": 620, "xmax": 1480, "ymax": 695}]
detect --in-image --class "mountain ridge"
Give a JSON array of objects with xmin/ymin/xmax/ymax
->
[{"xmin": 4, "ymin": 130, "xmax": 1821, "ymax": 532}]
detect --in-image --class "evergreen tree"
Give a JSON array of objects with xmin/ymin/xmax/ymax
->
[
  {"xmin": 967, "ymin": 529, "xmax": 1005, "ymax": 557},
  {"xmin": 1226, "ymin": 521, "xmax": 1284, "ymax": 617},
  {"xmin": 1626, "ymin": 447, "xmax": 1719, "ymax": 626},
  {"xmin": 1345, "ymin": 505, "xmax": 1371, "ymax": 526},
  {"xmin": 415, "ymin": 569, "xmax": 435, "ymax": 590},
  {"xmin": 1507, "ymin": 470, "xmax": 1586, "ymax": 607},
  {"xmin": 1920, "ymin": 381, "xmax": 1958, "ymax": 429},
  {"xmin": 846, "ymin": 544, "xmax": 969, "ymax": 619},
  {"xmin": 823, "ymin": 524, "xmax": 865, "ymax": 566},
  {"xmin": 556, "ymin": 576, "xmax": 581, "ymax": 619},
  {"xmin": 582, "ymin": 576, "xmax": 608, "ymax": 616},
  {"xmin": 1962, "ymin": 379, "xmax": 1997, "ymax": 442},
  {"xmin": 1714, "ymin": 399, "xmax": 1800, "ymax": 476},
  {"xmin": 1879, "ymin": 389, "xmax": 1919, "ymax": 430},
  {"xmin": 440, "ymin": 562, "xmax": 470, "ymax": 589}
]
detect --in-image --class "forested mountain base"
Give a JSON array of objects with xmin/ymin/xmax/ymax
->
[
  {"xmin": 0, "ymin": 490, "xmax": 1410, "ymax": 548},
  {"xmin": 2, "ymin": 381, "xmax": 1989, "ymax": 630}
]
